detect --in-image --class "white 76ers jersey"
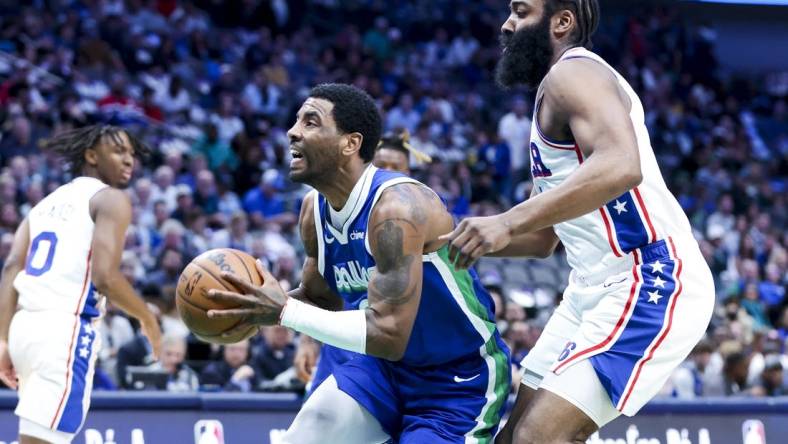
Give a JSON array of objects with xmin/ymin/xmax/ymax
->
[
  {"xmin": 530, "ymin": 47, "xmax": 694, "ymax": 280},
  {"xmin": 14, "ymin": 177, "xmax": 109, "ymax": 318}
]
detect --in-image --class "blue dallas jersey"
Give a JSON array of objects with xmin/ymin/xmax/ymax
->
[{"xmin": 312, "ymin": 165, "xmax": 504, "ymax": 367}]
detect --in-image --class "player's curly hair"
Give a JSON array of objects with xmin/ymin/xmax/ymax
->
[
  {"xmin": 309, "ymin": 83, "xmax": 382, "ymax": 162},
  {"xmin": 377, "ymin": 129, "xmax": 432, "ymax": 165},
  {"xmin": 43, "ymin": 124, "xmax": 151, "ymax": 176},
  {"xmin": 546, "ymin": 0, "xmax": 600, "ymax": 49}
]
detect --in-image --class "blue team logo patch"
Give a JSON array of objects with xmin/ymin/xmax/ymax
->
[{"xmin": 557, "ymin": 341, "xmax": 576, "ymax": 362}]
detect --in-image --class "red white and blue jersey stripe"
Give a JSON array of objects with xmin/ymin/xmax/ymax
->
[{"xmin": 529, "ymin": 47, "xmax": 693, "ymax": 280}]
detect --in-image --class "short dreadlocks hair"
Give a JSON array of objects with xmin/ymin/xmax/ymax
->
[
  {"xmin": 377, "ymin": 129, "xmax": 432, "ymax": 164},
  {"xmin": 309, "ymin": 83, "xmax": 382, "ymax": 162},
  {"xmin": 43, "ymin": 125, "xmax": 151, "ymax": 176},
  {"xmin": 545, "ymin": 0, "xmax": 600, "ymax": 49}
]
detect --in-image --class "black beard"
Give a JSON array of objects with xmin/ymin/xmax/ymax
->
[{"xmin": 495, "ymin": 15, "xmax": 554, "ymax": 90}]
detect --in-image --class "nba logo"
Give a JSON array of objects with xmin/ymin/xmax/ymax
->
[
  {"xmin": 742, "ymin": 419, "xmax": 765, "ymax": 444},
  {"xmin": 194, "ymin": 420, "xmax": 225, "ymax": 444}
]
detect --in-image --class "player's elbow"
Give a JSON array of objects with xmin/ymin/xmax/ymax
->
[
  {"xmin": 367, "ymin": 316, "xmax": 410, "ymax": 361},
  {"xmin": 1, "ymin": 251, "xmax": 24, "ymax": 277},
  {"xmin": 91, "ymin": 268, "xmax": 116, "ymax": 294},
  {"xmin": 534, "ymin": 243, "xmax": 557, "ymax": 259},
  {"xmin": 1, "ymin": 259, "xmax": 20, "ymax": 278},
  {"xmin": 617, "ymin": 163, "xmax": 643, "ymax": 192}
]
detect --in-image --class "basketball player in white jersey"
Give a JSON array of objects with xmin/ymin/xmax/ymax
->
[
  {"xmin": 441, "ymin": 1, "xmax": 715, "ymax": 442},
  {"xmin": 0, "ymin": 125, "xmax": 162, "ymax": 444}
]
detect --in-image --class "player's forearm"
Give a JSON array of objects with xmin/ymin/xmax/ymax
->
[
  {"xmin": 501, "ymin": 154, "xmax": 641, "ymax": 236},
  {"xmin": 0, "ymin": 264, "xmax": 21, "ymax": 341},
  {"xmin": 95, "ymin": 272, "xmax": 156, "ymax": 325},
  {"xmin": 486, "ymin": 228, "xmax": 559, "ymax": 258},
  {"xmin": 280, "ymin": 300, "xmax": 415, "ymax": 361}
]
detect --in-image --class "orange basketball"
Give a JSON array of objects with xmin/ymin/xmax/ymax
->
[{"xmin": 176, "ymin": 248, "xmax": 262, "ymax": 344}]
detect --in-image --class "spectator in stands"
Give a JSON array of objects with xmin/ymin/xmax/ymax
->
[
  {"xmin": 192, "ymin": 123, "xmax": 239, "ymax": 172},
  {"xmin": 171, "ymin": 184, "xmax": 195, "ymax": 223},
  {"xmin": 200, "ymin": 340, "xmax": 263, "ymax": 392},
  {"xmin": 741, "ymin": 282, "xmax": 771, "ymax": 329},
  {"xmin": 723, "ymin": 351, "xmax": 753, "ymax": 396},
  {"xmin": 149, "ymin": 334, "xmax": 199, "ymax": 392},
  {"xmin": 669, "ymin": 340, "xmax": 725, "ymax": 398},
  {"xmin": 194, "ymin": 170, "xmax": 221, "ymax": 215},
  {"xmin": 497, "ymin": 96, "xmax": 531, "ymax": 183},
  {"xmin": 241, "ymin": 169, "xmax": 291, "ymax": 226},
  {"xmin": 210, "ymin": 211, "xmax": 253, "ymax": 252},
  {"xmin": 252, "ymin": 326, "xmax": 295, "ymax": 381},
  {"xmin": 144, "ymin": 247, "xmax": 185, "ymax": 289},
  {"xmin": 386, "ymin": 93, "xmax": 421, "ymax": 134},
  {"xmin": 751, "ymin": 354, "xmax": 786, "ymax": 397}
]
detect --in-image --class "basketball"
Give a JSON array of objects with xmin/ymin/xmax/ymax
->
[{"xmin": 176, "ymin": 248, "xmax": 263, "ymax": 345}]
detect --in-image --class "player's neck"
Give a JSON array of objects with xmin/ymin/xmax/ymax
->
[
  {"xmin": 315, "ymin": 162, "xmax": 368, "ymax": 211},
  {"xmin": 80, "ymin": 167, "xmax": 101, "ymax": 182},
  {"xmin": 549, "ymin": 44, "xmax": 579, "ymax": 67}
]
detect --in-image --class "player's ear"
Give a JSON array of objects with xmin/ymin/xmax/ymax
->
[
  {"xmin": 553, "ymin": 9, "xmax": 575, "ymax": 40},
  {"xmin": 342, "ymin": 132, "xmax": 363, "ymax": 157},
  {"xmin": 84, "ymin": 147, "xmax": 99, "ymax": 167}
]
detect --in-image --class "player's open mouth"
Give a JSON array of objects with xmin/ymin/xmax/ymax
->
[{"xmin": 290, "ymin": 149, "xmax": 305, "ymax": 169}]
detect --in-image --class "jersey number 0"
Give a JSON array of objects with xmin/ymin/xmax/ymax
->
[{"xmin": 25, "ymin": 231, "xmax": 58, "ymax": 276}]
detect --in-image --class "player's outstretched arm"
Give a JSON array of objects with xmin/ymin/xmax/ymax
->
[
  {"xmin": 90, "ymin": 188, "xmax": 162, "ymax": 359},
  {"xmin": 0, "ymin": 218, "xmax": 30, "ymax": 389},
  {"xmin": 443, "ymin": 59, "xmax": 642, "ymax": 268},
  {"xmin": 484, "ymin": 188, "xmax": 560, "ymax": 259},
  {"xmin": 206, "ymin": 184, "xmax": 429, "ymax": 362}
]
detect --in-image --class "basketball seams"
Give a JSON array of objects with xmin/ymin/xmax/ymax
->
[
  {"xmin": 226, "ymin": 249, "xmax": 255, "ymax": 283},
  {"xmin": 175, "ymin": 288, "xmax": 212, "ymax": 312},
  {"xmin": 191, "ymin": 262, "xmax": 234, "ymax": 292}
]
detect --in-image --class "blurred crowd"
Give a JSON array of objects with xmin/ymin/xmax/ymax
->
[{"xmin": 0, "ymin": 1, "xmax": 785, "ymax": 397}]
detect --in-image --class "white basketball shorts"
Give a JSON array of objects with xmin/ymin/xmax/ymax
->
[
  {"xmin": 520, "ymin": 237, "xmax": 714, "ymax": 426},
  {"xmin": 9, "ymin": 309, "xmax": 101, "ymax": 441}
]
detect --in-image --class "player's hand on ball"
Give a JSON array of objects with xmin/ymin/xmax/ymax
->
[
  {"xmin": 207, "ymin": 259, "xmax": 287, "ymax": 333},
  {"xmin": 439, "ymin": 215, "xmax": 512, "ymax": 270},
  {"xmin": 0, "ymin": 341, "xmax": 18, "ymax": 390}
]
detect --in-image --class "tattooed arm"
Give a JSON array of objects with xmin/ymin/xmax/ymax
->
[{"xmin": 363, "ymin": 183, "xmax": 429, "ymax": 360}]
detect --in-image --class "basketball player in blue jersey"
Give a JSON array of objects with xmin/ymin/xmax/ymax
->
[
  {"xmin": 0, "ymin": 126, "xmax": 162, "ymax": 444},
  {"xmin": 207, "ymin": 83, "xmax": 511, "ymax": 443},
  {"xmin": 442, "ymin": 1, "xmax": 715, "ymax": 443},
  {"xmin": 295, "ymin": 130, "xmax": 433, "ymax": 392}
]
